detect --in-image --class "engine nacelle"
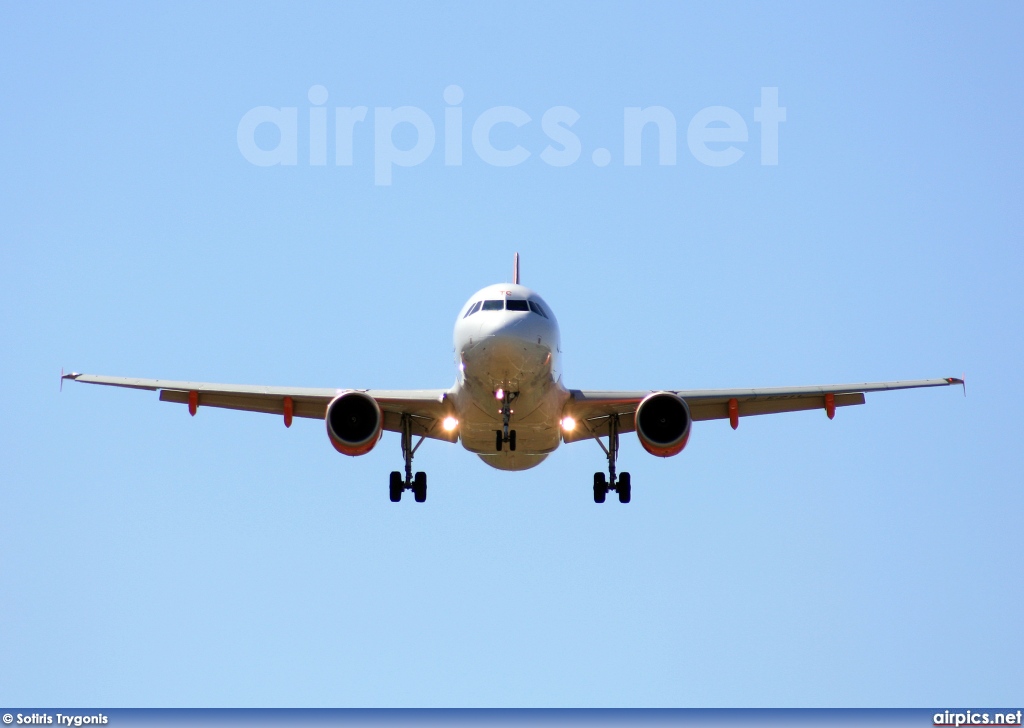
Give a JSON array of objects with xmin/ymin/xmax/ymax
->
[
  {"xmin": 325, "ymin": 391, "xmax": 383, "ymax": 456},
  {"xmin": 635, "ymin": 391, "xmax": 691, "ymax": 457}
]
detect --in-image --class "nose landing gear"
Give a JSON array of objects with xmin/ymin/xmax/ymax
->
[
  {"xmin": 495, "ymin": 389, "xmax": 518, "ymax": 452},
  {"xmin": 590, "ymin": 414, "xmax": 631, "ymax": 504},
  {"xmin": 390, "ymin": 414, "xmax": 427, "ymax": 503}
]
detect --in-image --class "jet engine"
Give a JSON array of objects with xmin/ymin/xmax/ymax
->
[
  {"xmin": 635, "ymin": 391, "xmax": 691, "ymax": 457},
  {"xmin": 326, "ymin": 392, "xmax": 383, "ymax": 456}
]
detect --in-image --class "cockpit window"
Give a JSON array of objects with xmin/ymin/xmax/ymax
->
[
  {"xmin": 528, "ymin": 301, "xmax": 548, "ymax": 318},
  {"xmin": 481, "ymin": 300, "xmax": 504, "ymax": 311},
  {"xmin": 463, "ymin": 301, "xmax": 482, "ymax": 318},
  {"xmin": 506, "ymin": 299, "xmax": 529, "ymax": 311}
]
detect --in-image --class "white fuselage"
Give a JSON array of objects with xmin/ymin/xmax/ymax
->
[{"xmin": 451, "ymin": 283, "xmax": 569, "ymax": 470}]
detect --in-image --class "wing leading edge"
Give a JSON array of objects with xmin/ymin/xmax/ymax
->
[
  {"xmin": 61, "ymin": 373, "xmax": 456, "ymax": 442},
  {"xmin": 562, "ymin": 377, "xmax": 964, "ymax": 442},
  {"xmin": 63, "ymin": 373, "xmax": 964, "ymax": 445}
]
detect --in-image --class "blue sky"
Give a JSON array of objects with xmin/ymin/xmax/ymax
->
[{"xmin": 1, "ymin": 1, "xmax": 1021, "ymax": 707}]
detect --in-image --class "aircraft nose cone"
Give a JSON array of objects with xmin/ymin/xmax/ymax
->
[
  {"xmin": 476, "ymin": 313, "xmax": 531, "ymax": 340},
  {"xmin": 495, "ymin": 317, "xmax": 533, "ymax": 339}
]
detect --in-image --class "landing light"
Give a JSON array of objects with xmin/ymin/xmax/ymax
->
[
  {"xmin": 495, "ymin": 388, "xmax": 504, "ymax": 400},
  {"xmin": 442, "ymin": 416, "xmax": 459, "ymax": 432},
  {"xmin": 561, "ymin": 416, "xmax": 576, "ymax": 432}
]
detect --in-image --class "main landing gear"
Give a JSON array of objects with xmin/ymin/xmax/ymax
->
[
  {"xmin": 495, "ymin": 389, "xmax": 518, "ymax": 452},
  {"xmin": 390, "ymin": 414, "xmax": 427, "ymax": 503},
  {"xmin": 591, "ymin": 414, "xmax": 631, "ymax": 504}
]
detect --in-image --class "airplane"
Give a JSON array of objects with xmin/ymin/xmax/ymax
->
[{"xmin": 62, "ymin": 254, "xmax": 964, "ymax": 504}]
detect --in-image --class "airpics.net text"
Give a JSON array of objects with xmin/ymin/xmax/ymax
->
[{"xmin": 236, "ymin": 85, "xmax": 786, "ymax": 185}]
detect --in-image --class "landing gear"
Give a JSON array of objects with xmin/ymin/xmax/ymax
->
[
  {"xmin": 496, "ymin": 429, "xmax": 518, "ymax": 451},
  {"xmin": 390, "ymin": 414, "xmax": 428, "ymax": 503},
  {"xmin": 495, "ymin": 389, "xmax": 518, "ymax": 451},
  {"xmin": 590, "ymin": 414, "xmax": 631, "ymax": 504}
]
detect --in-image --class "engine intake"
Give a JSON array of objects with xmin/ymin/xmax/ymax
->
[
  {"xmin": 635, "ymin": 391, "xmax": 691, "ymax": 457},
  {"xmin": 326, "ymin": 391, "xmax": 382, "ymax": 456}
]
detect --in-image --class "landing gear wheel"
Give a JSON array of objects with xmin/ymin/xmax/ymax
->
[
  {"xmin": 617, "ymin": 472, "xmax": 631, "ymax": 504},
  {"xmin": 389, "ymin": 471, "xmax": 403, "ymax": 502},
  {"xmin": 593, "ymin": 472, "xmax": 607, "ymax": 503},
  {"xmin": 509, "ymin": 429, "xmax": 517, "ymax": 451},
  {"xmin": 495, "ymin": 430, "xmax": 503, "ymax": 452},
  {"xmin": 413, "ymin": 471, "xmax": 427, "ymax": 502}
]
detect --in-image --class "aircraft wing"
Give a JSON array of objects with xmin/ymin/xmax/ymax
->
[
  {"xmin": 562, "ymin": 378, "xmax": 964, "ymax": 442},
  {"xmin": 61, "ymin": 373, "xmax": 457, "ymax": 442}
]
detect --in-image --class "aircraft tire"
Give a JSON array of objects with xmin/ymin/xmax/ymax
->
[
  {"xmin": 389, "ymin": 471, "xmax": 403, "ymax": 502},
  {"xmin": 509, "ymin": 429, "xmax": 516, "ymax": 451},
  {"xmin": 593, "ymin": 472, "xmax": 607, "ymax": 503},
  {"xmin": 618, "ymin": 472, "xmax": 631, "ymax": 504},
  {"xmin": 413, "ymin": 471, "xmax": 427, "ymax": 502},
  {"xmin": 495, "ymin": 431, "xmax": 503, "ymax": 452}
]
